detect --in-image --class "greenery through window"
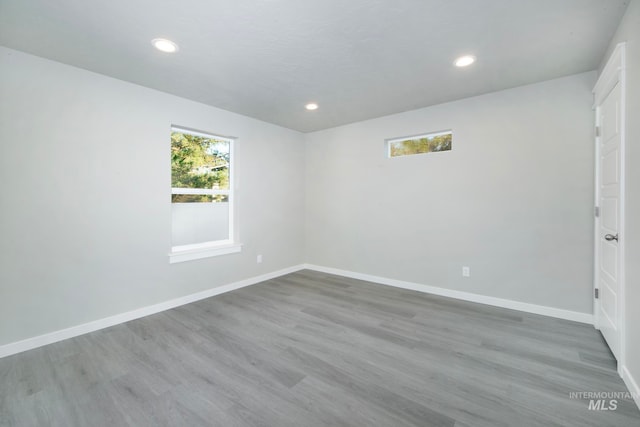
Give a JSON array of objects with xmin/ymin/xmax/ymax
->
[
  {"xmin": 388, "ymin": 130, "xmax": 452, "ymax": 158},
  {"xmin": 171, "ymin": 130, "xmax": 231, "ymax": 203}
]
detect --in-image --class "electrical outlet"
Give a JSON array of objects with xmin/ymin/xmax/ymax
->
[
  {"xmin": 257, "ymin": 254, "xmax": 263, "ymax": 264},
  {"xmin": 462, "ymin": 266, "xmax": 470, "ymax": 277}
]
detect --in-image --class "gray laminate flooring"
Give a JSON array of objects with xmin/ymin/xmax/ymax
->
[{"xmin": 1, "ymin": 270, "xmax": 639, "ymax": 426}]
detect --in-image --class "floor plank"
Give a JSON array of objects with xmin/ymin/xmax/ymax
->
[{"xmin": 1, "ymin": 270, "xmax": 638, "ymax": 426}]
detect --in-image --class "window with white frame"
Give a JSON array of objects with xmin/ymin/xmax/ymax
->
[
  {"xmin": 169, "ymin": 126, "xmax": 240, "ymax": 263},
  {"xmin": 387, "ymin": 130, "xmax": 452, "ymax": 158}
]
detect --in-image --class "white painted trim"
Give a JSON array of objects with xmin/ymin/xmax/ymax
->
[
  {"xmin": 592, "ymin": 42, "xmax": 626, "ymax": 371},
  {"xmin": 169, "ymin": 242, "xmax": 242, "ymax": 263},
  {"xmin": 593, "ymin": 43, "xmax": 625, "ymax": 107},
  {"xmin": 621, "ymin": 365, "xmax": 640, "ymax": 410},
  {"xmin": 593, "ymin": 104, "xmax": 601, "ymax": 331},
  {"xmin": 170, "ymin": 125, "xmax": 236, "ymax": 142},
  {"xmin": 618, "ymin": 43, "xmax": 627, "ymax": 376},
  {"xmin": 171, "ymin": 188, "xmax": 230, "ymax": 195},
  {"xmin": 170, "ymin": 125, "xmax": 237, "ymax": 255},
  {"xmin": 386, "ymin": 129, "xmax": 452, "ymax": 144},
  {"xmin": 0, "ymin": 264, "xmax": 305, "ymax": 359},
  {"xmin": 385, "ymin": 129, "xmax": 453, "ymax": 158},
  {"xmin": 303, "ymin": 264, "xmax": 594, "ymax": 324},
  {"xmin": 228, "ymin": 138, "xmax": 236, "ymax": 243}
]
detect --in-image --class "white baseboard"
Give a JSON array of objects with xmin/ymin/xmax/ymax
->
[
  {"xmin": 302, "ymin": 264, "xmax": 594, "ymax": 324},
  {"xmin": 0, "ymin": 262, "xmax": 597, "ymax": 359},
  {"xmin": 621, "ymin": 365, "xmax": 640, "ymax": 410},
  {"xmin": 0, "ymin": 264, "xmax": 305, "ymax": 359}
]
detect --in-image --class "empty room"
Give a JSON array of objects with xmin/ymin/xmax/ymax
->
[{"xmin": 1, "ymin": 0, "xmax": 639, "ymax": 426}]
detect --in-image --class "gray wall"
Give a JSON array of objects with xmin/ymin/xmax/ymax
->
[
  {"xmin": 305, "ymin": 72, "xmax": 596, "ymax": 314},
  {"xmin": 0, "ymin": 47, "xmax": 305, "ymax": 346},
  {"xmin": 0, "ymin": 44, "xmax": 606, "ymax": 350},
  {"xmin": 600, "ymin": 0, "xmax": 640, "ymax": 397}
]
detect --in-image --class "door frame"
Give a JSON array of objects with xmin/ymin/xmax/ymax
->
[{"xmin": 592, "ymin": 42, "xmax": 626, "ymax": 373}]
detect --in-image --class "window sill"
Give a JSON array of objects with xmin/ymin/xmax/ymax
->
[{"xmin": 169, "ymin": 241, "xmax": 242, "ymax": 264}]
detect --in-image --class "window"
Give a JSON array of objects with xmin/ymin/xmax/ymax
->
[
  {"xmin": 387, "ymin": 130, "xmax": 452, "ymax": 158},
  {"xmin": 169, "ymin": 126, "xmax": 241, "ymax": 263}
]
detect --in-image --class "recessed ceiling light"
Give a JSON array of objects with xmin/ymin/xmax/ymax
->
[
  {"xmin": 152, "ymin": 38, "xmax": 179, "ymax": 53},
  {"xmin": 305, "ymin": 103, "xmax": 319, "ymax": 111},
  {"xmin": 454, "ymin": 55, "xmax": 476, "ymax": 67}
]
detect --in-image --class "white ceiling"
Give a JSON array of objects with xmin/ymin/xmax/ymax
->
[{"xmin": 0, "ymin": 0, "xmax": 628, "ymax": 132}]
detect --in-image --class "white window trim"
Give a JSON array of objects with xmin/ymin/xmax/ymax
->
[
  {"xmin": 385, "ymin": 129, "xmax": 453, "ymax": 158},
  {"xmin": 171, "ymin": 188, "xmax": 230, "ymax": 196},
  {"xmin": 169, "ymin": 241, "xmax": 242, "ymax": 264},
  {"xmin": 169, "ymin": 125, "xmax": 240, "ymax": 263}
]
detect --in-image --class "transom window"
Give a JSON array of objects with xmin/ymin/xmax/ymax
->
[{"xmin": 387, "ymin": 130, "xmax": 452, "ymax": 158}]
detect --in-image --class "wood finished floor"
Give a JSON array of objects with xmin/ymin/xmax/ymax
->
[{"xmin": 1, "ymin": 270, "xmax": 639, "ymax": 426}]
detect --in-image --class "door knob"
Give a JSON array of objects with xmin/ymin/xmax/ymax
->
[{"xmin": 604, "ymin": 233, "xmax": 618, "ymax": 242}]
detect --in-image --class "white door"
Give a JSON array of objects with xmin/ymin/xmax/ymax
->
[{"xmin": 595, "ymin": 79, "xmax": 622, "ymax": 360}]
